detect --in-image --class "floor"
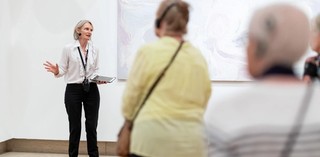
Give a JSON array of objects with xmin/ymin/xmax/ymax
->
[{"xmin": 0, "ymin": 152, "xmax": 117, "ymax": 157}]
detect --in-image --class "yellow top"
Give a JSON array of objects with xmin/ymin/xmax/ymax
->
[{"xmin": 122, "ymin": 36, "xmax": 212, "ymax": 157}]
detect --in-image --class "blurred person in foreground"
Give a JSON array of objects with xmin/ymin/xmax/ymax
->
[
  {"xmin": 205, "ymin": 3, "xmax": 320, "ymax": 157},
  {"xmin": 303, "ymin": 14, "xmax": 320, "ymax": 83},
  {"xmin": 120, "ymin": 0, "xmax": 212, "ymax": 157}
]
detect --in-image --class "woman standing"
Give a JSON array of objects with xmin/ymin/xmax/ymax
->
[
  {"xmin": 44, "ymin": 20, "xmax": 105, "ymax": 157},
  {"xmin": 120, "ymin": 0, "xmax": 212, "ymax": 157}
]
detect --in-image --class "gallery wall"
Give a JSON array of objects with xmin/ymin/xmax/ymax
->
[
  {"xmin": 0, "ymin": 0, "xmax": 11, "ymax": 141},
  {"xmin": 0, "ymin": 0, "xmax": 319, "ymax": 142}
]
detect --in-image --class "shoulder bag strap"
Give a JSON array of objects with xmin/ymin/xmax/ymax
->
[
  {"xmin": 131, "ymin": 41, "xmax": 184, "ymax": 121},
  {"xmin": 281, "ymin": 84, "xmax": 314, "ymax": 157}
]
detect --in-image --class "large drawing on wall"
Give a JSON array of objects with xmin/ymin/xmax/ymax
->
[{"xmin": 117, "ymin": 0, "xmax": 320, "ymax": 81}]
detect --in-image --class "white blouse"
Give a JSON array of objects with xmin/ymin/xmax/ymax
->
[{"xmin": 55, "ymin": 40, "xmax": 100, "ymax": 84}]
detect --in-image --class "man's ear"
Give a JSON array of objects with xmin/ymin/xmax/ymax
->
[
  {"xmin": 255, "ymin": 38, "xmax": 268, "ymax": 58},
  {"xmin": 247, "ymin": 38, "xmax": 266, "ymax": 78},
  {"xmin": 247, "ymin": 38, "xmax": 256, "ymax": 57}
]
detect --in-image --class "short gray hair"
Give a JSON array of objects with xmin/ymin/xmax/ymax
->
[
  {"xmin": 73, "ymin": 20, "xmax": 93, "ymax": 40},
  {"xmin": 248, "ymin": 4, "xmax": 310, "ymax": 67}
]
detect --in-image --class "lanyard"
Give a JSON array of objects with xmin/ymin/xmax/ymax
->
[{"xmin": 77, "ymin": 46, "xmax": 89, "ymax": 78}]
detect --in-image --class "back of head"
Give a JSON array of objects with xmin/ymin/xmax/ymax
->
[
  {"xmin": 247, "ymin": 4, "xmax": 310, "ymax": 77},
  {"xmin": 156, "ymin": 0, "xmax": 189, "ymax": 36}
]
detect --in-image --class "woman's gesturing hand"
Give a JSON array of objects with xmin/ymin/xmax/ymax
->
[{"xmin": 44, "ymin": 61, "xmax": 59, "ymax": 75}]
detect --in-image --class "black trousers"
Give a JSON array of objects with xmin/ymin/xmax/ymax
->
[{"xmin": 65, "ymin": 83, "xmax": 100, "ymax": 157}]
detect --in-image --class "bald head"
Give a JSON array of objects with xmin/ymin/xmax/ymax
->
[{"xmin": 247, "ymin": 4, "xmax": 310, "ymax": 78}]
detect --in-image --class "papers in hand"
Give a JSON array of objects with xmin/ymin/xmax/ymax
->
[{"xmin": 91, "ymin": 75, "xmax": 116, "ymax": 83}]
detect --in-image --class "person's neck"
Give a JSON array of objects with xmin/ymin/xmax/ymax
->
[
  {"xmin": 161, "ymin": 31, "xmax": 183, "ymax": 42},
  {"xmin": 259, "ymin": 65, "xmax": 302, "ymax": 83},
  {"xmin": 261, "ymin": 65, "xmax": 294, "ymax": 77},
  {"xmin": 171, "ymin": 35, "xmax": 183, "ymax": 42},
  {"xmin": 79, "ymin": 38, "xmax": 88, "ymax": 50},
  {"xmin": 162, "ymin": 35, "xmax": 183, "ymax": 42}
]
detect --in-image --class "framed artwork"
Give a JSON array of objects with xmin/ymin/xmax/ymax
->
[{"xmin": 117, "ymin": 0, "xmax": 320, "ymax": 81}]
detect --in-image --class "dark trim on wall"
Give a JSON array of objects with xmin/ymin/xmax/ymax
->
[
  {"xmin": 0, "ymin": 139, "xmax": 116, "ymax": 155},
  {"xmin": 0, "ymin": 140, "xmax": 6, "ymax": 154}
]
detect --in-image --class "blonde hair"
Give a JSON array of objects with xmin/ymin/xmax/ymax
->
[
  {"xmin": 156, "ymin": 0, "xmax": 189, "ymax": 36},
  {"xmin": 73, "ymin": 20, "xmax": 93, "ymax": 40}
]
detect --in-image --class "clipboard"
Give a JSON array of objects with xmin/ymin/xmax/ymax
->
[{"xmin": 91, "ymin": 75, "xmax": 116, "ymax": 83}]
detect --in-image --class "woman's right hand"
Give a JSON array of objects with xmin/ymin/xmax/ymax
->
[{"xmin": 43, "ymin": 61, "xmax": 59, "ymax": 75}]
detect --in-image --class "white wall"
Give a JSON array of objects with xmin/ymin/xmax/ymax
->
[
  {"xmin": 0, "ymin": 0, "xmax": 249, "ymax": 142},
  {"xmin": 0, "ymin": 0, "xmax": 312, "ymax": 143},
  {"xmin": 0, "ymin": 0, "xmax": 125, "ymax": 142},
  {"xmin": 0, "ymin": 0, "xmax": 13, "ymax": 142}
]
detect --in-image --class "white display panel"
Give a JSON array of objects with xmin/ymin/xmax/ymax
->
[{"xmin": 117, "ymin": 0, "xmax": 320, "ymax": 81}]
